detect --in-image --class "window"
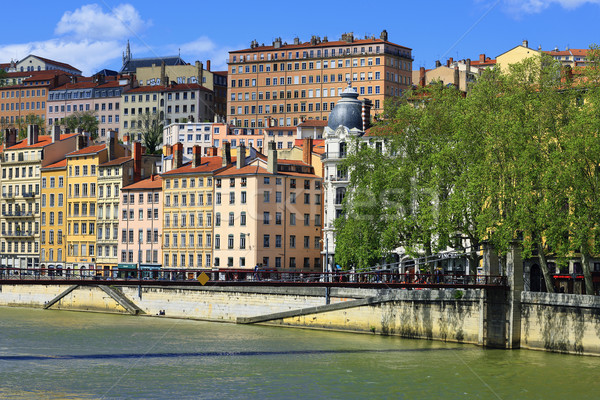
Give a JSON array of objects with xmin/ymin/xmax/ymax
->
[
  {"xmin": 263, "ymin": 212, "xmax": 270, "ymax": 224},
  {"xmin": 263, "ymin": 191, "xmax": 270, "ymax": 203},
  {"xmin": 290, "ymin": 213, "xmax": 296, "ymax": 225}
]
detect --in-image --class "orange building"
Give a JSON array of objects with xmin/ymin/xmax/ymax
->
[
  {"xmin": 0, "ymin": 72, "xmax": 72, "ymax": 134},
  {"xmin": 227, "ymin": 30, "xmax": 412, "ymax": 129}
]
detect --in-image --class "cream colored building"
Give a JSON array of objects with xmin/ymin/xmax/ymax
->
[
  {"xmin": 214, "ymin": 142, "xmax": 322, "ymax": 272},
  {"xmin": 161, "ymin": 143, "xmax": 229, "ymax": 275},
  {"xmin": 496, "ymin": 40, "xmax": 542, "ymax": 72},
  {"xmin": 0, "ymin": 126, "xmax": 79, "ymax": 269}
]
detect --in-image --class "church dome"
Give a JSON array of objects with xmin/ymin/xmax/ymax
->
[{"xmin": 327, "ymin": 84, "xmax": 363, "ymax": 131}]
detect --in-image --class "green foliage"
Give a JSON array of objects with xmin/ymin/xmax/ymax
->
[
  {"xmin": 61, "ymin": 111, "xmax": 99, "ymax": 140},
  {"xmin": 335, "ymin": 48, "xmax": 600, "ymax": 293},
  {"xmin": 130, "ymin": 112, "xmax": 163, "ymax": 154}
]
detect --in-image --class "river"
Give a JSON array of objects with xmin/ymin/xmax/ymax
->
[{"xmin": 0, "ymin": 307, "xmax": 599, "ymax": 399}]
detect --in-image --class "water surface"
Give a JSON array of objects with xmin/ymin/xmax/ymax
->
[{"xmin": 0, "ymin": 307, "xmax": 598, "ymax": 399}]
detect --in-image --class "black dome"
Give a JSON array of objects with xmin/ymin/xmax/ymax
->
[{"xmin": 327, "ymin": 86, "xmax": 363, "ymax": 131}]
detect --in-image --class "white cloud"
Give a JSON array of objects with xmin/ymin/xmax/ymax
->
[
  {"xmin": 504, "ymin": 0, "xmax": 600, "ymax": 14},
  {"xmin": 55, "ymin": 3, "xmax": 149, "ymax": 41},
  {"xmin": 0, "ymin": 39, "xmax": 123, "ymax": 75},
  {"xmin": 175, "ymin": 37, "xmax": 236, "ymax": 71}
]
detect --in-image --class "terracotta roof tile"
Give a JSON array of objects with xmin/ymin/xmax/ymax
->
[
  {"xmin": 162, "ymin": 157, "xmax": 227, "ymax": 175},
  {"xmin": 298, "ymin": 120, "xmax": 327, "ymax": 127},
  {"xmin": 42, "ymin": 159, "xmax": 67, "ymax": 169},
  {"xmin": 66, "ymin": 144, "xmax": 106, "ymax": 157},
  {"xmin": 100, "ymin": 156, "xmax": 131, "ymax": 167},
  {"xmin": 122, "ymin": 175, "xmax": 162, "ymax": 190},
  {"xmin": 230, "ymin": 38, "xmax": 411, "ymax": 54},
  {"xmin": 6, "ymin": 133, "xmax": 78, "ymax": 150}
]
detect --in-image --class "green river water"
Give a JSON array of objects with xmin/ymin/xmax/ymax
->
[{"xmin": 1, "ymin": 306, "xmax": 599, "ymax": 399}]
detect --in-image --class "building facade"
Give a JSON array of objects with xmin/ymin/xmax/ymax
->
[
  {"xmin": 121, "ymin": 83, "xmax": 215, "ymax": 142},
  {"xmin": 0, "ymin": 127, "xmax": 78, "ymax": 269},
  {"xmin": 40, "ymin": 159, "xmax": 68, "ymax": 273},
  {"xmin": 161, "ymin": 144, "xmax": 227, "ymax": 275},
  {"xmin": 65, "ymin": 142, "xmax": 107, "ymax": 275},
  {"xmin": 227, "ymin": 30, "xmax": 411, "ymax": 129},
  {"xmin": 214, "ymin": 142, "xmax": 322, "ymax": 272},
  {"xmin": 118, "ymin": 175, "xmax": 163, "ymax": 276}
]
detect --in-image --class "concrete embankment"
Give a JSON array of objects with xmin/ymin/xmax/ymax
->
[{"xmin": 2, "ymin": 283, "xmax": 600, "ymax": 355}]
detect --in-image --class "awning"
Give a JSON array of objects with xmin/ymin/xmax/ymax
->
[{"xmin": 118, "ymin": 264, "xmax": 138, "ymax": 269}]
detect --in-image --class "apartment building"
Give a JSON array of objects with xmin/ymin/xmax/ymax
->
[
  {"xmin": 227, "ymin": 30, "xmax": 412, "ymax": 129},
  {"xmin": 97, "ymin": 139, "xmax": 159, "ymax": 274},
  {"xmin": 0, "ymin": 72, "xmax": 72, "ymax": 133},
  {"xmin": 47, "ymin": 75, "xmax": 132, "ymax": 141},
  {"xmin": 121, "ymin": 83, "xmax": 215, "ymax": 142},
  {"xmin": 118, "ymin": 175, "xmax": 163, "ymax": 276},
  {"xmin": 161, "ymin": 144, "xmax": 229, "ymax": 275},
  {"xmin": 213, "ymin": 142, "xmax": 322, "ymax": 272},
  {"xmin": 162, "ymin": 122, "xmax": 222, "ymax": 155},
  {"xmin": 65, "ymin": 140, "xmax": 107, "ymax": 275},
  {"xmin": 40, "ymin": 159, "xmax": 68, "ymax": 272},
  {"xmin": 0, "ymin": 126, "xmax": 79, "ymax": 269}
]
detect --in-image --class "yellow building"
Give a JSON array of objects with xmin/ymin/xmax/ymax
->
[
  {"xmin": 65, "ymin": 142, "xmax": 107, "ymax": 275},
  {"xmin": 161, "ymin": 143, "xmax": 230, "ymax": 276},
  {"xmin": 0, "ymin": 126, "xmax": 78, "ymax": 269},
  {"xmin": 40, "ymin": 159, "xmax": 67, "ymax": 273},
  {"xmin": 496, "ymin": 40, "xmax": 542, "ymax": 72}
]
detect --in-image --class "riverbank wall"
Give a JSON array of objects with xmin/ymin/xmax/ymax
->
[{"xmin": 1, "ymin": 283, "xmax": 600, "ymax": 355}]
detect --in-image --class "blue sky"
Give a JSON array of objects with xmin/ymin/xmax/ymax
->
[{"xmin": 0, "ymin": 0, "xmax": 598, "ymax": 75}]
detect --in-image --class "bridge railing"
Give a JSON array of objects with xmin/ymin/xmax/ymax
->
[{"xmin": 0, "ymin": 267, "xmax": 507, "ymax": 287}]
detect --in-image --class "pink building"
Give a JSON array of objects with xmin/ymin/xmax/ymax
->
[{"xmin": 118, "ymin": 175, "xmax": 163, "ymax": 276}]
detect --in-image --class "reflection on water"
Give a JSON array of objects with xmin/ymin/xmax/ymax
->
[{"xmin": 1, "ymin": 306, "xmax": 599, "ymax": 399}]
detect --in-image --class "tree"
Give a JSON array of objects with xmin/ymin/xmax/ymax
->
[
  {"xmin": 130, "ymin": 111, "xmax": 163, "ymax": 154},
  {"xmin": 61, "ymin": 111, "xmax": 99, "ymax": 140}
]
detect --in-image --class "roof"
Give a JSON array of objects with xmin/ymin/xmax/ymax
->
[
  {"xmin": 28, "ymin": 55, "xmax": 82, "ymax": 73},
  {"xmin": 5, "ymin": 133, "xmax": 79, "ymax": 150},
  {"xmin": 100, "ymin": 156, "xmax": 131, "ymax": 167},
  {"xmin": 121, "ymin": 56, "xmax": 186, "ymax": 74},
  {"xmin": 162, "ymin": 156, "xmax": 227, "ymax": 176},
  {"xmin": 216, "ymin": 164, "xmax": 268, "ymax": 176},
  {"xmin": 66, "ymin": 144, "xmax": 106, "ymax": 157},
  {"xmin": 42, "ymin": 159, "xmax": 67, "ymax": 170},
  {"xmin": 298, "ymin": 120, "xmax": 328, "ymax": 127},
  {"xmin": 230, "ymin": 38, "xmax": 411, "ymax": 54},
  {"xmin": 52, "ymin": 81, "xmax": 97, "ymax": 91},
  {"xmin": 124, "ymin": 83, "xmax": 212, "ymax": 94},
  {"xmin": 122, "ymin": 175, "xmax": 162, "ymax": 190},
  {"xmin": 213, "ymin": 70, "xmax": 228, "ymax": 76},
  {"xmin": 265, "ymin": 126, "xmax": 296, "ymax": 131},
  {"xmin": 294, "ymin": 139, "xmax": 325, "ymax": 154}
]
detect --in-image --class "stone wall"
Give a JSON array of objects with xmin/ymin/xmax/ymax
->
[{"xmin": 521, "ymin": 292, "xmax": 600, "ymax": 356}]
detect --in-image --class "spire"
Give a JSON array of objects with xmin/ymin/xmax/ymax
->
[{"xmin": 124, "ymin": 40, "xmax": 131, "ymax": 63}]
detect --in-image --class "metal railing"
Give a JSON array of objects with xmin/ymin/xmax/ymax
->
[{"xmin": 0, "ymin": 267, "xmax": 507, "ymax": 288}]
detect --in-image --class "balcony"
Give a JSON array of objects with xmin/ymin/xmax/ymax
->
[
  {"xmin": 322, "ymin": 152, "xmax": 347, "ymax": 160},
  {"xmin": 22, "ymin": 192, "xmax": 35, "ymax": 198},
  {"xmin": 3, "ymin": 230, "xmax": 34, "ymax": 237},
  {"xmin": 2, "ymin": 211, "xmax": 34, "ymax": 218},
  {"xmin": 2, "ymin": 193, "xmax": 16, "ymax": 199}
]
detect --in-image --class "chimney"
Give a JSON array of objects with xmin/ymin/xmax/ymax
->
[
  {"xmin": 107, "ymin": 130, "xmax": 116, "ymax": 160},
  {"xmin": 132, "ymin": 141, "xmax": 142, "ymax": 182},
  {"xmin": 267, "ymin": 141, "xmax": 277, "ymax": 174},
  {"xmin": 380, "ymin": 30, "xmax": 388, "ymax": 41},
  {"xmin": 173, "ymin": 142, "xmax": 183, "ymax": 169},
  {"xmin": 27, "ymin": 125, "xmax": 39, "ymax": 146},
  {"xmin": 197, "ymin": 61, "xmax": 204, "ymax": 87},
  {"xmin": 419, "ymin": 66, "xmax": 426, "ymax": 87},
  {"xmin": 435, "ymin": 60, "xmax": 441, "ymax": 68},
  {"xmin": 522, "ymin": 39, "xmax": 528, "ymax": 48},
  {"xmin": 4, "ymin": 128, "xmax": 17, "ymax": 148},
  {"xmin": 192, "ymin": 145, "xmax": 202, "ymax": 168},
  {"xmin": 466, "ymin": 58, "xmax": 471, "ymax": 73},
  {"xmin": 76, "ymin": 134, "xmax": 87, "ymax": 151},
  {"xmin": 479, "ymin": 53, "xmax": 486, "ymax": 63},
  {"xmin": 236, "ymin": 144, "xmax": 246, "ymax": 169},
  {"xmin": 206, "ymin": 60, "xmax": 211, "ymax": 72},
  {"xmin": 222, "ymin": 141, "xmax": 231, "ymax": 166},
  {"xmin": 294, "ymin": 37, "xmax": 300, "ymax": 45},
  {"xmin": 123, "ymin": 135, "xmax": 129, "ymax": 146},
  {"xmin": 160, "ymin": 61, "xmax": 166, "ymax": 86},
  {"xmin": 207, "ymin": 147, "xmax": 218, "ymax": 157},
  {"xmin": 302, "ymin": 138, "xmax": 313, "ymax": 166},
  {"xmin": 52, "ymin": 125, "xmax": 61, "ymax": 143},
  {"xmin": 454, "ymin": 66, "xmax": 460, "ymax": 89},
  {"xmin": 163, "ymin": 144, "xmax": 172, "ymax": 157}
]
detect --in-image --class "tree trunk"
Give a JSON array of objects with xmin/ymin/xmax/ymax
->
[
  {"xmin": 580, "ymin": 244, "xmax": 595, "ymax": 296},
  {"xmin": 536, "ymin": 240, "xmax": 555, "ymax": 293}
]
